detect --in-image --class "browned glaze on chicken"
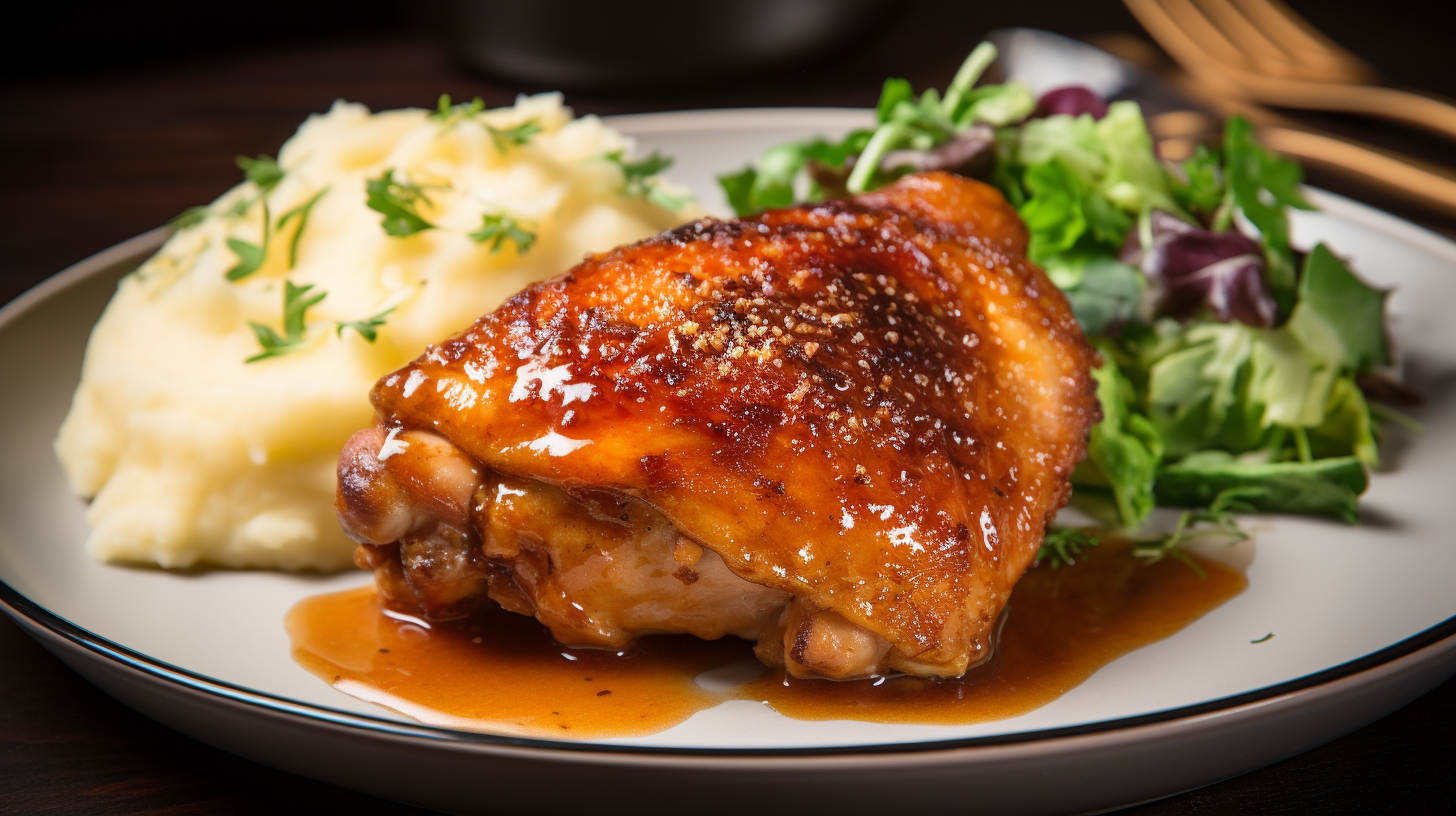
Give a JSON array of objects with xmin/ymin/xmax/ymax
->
[{"xmin": 337, "ymin": 172, "xmax": 1099, "ymax": 680}]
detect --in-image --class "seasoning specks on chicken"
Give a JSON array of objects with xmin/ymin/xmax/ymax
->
[{"xmin": 337, "ymin": 172, "xmax": 1099, "ymax": 680}]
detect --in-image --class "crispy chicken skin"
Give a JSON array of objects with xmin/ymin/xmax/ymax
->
[{"xmin": 338, "ymin": 172, "xmax": 1099, "ymax": 680}]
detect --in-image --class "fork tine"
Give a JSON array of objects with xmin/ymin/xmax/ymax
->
[
  {"xmin": 1123, "ymin": 0, "xmax": 1250, "ymax": 92},
  {"xmin": 1153, "ymin": 0, "xmax": 1253, "ymax": 71},
  {"xmin": 1129, "ymin": 0, "xmax": 1456, "ymax": 141},
  {"xmin": 1195, "ymin": 0, "xmax": 1303, "ymax": 78},
  {"xmin": 1230, "ymin": 0, "xmax": 1377, "ymax": 82}
]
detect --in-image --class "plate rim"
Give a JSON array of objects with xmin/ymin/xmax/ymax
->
[
  {"xmin": 3, "ymin": 106, "xmax": 1455, "ymax": 761},
  {"xmin": 5, "ymin": 579, "xmax": 1456, "ymax": 761}
]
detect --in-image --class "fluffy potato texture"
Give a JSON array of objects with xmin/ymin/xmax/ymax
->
[{"xmin": 55, "ymin": 94, "xmax": 696, "ymax": 570}]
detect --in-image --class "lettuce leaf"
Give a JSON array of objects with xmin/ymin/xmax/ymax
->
[
  {"xmin": 1308, "ymin": 376, "xmax": 1380, "ymax": 466},
  {"xmin": 1286, "ymin": 243, "xmax": 1392, "ymax": 373},
  {"xmin": 1053, "ymin": 256, "xmax": 1144, "ymax": 337},
  {"xmin": 1222, "ymin": 116, "xmax": 1315, "ymax": 313},
  {"xmin": 1155, "ymin": 452, "xmax": 1366, "ymax": 523},
  {"xmin": 1096, "ymin": 102, "xmax": 1177, "ymax": 214},
  {"xmin": 1075, "ymin": 353, "xmax": 1165, "ymax": 528}
]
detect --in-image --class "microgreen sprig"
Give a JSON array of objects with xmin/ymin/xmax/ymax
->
[
  {"xmin": 1036, "ymin": 528, "xmax": 1101, "ymax": 569},
  {"xmin": 1132, "ymin": 486, "xmax": 1264, "ymax": 575}
]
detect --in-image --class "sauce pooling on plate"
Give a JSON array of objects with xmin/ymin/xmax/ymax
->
[{"xmin": 287, "ymin": 541, "xmax": 1246, "ymax": 739}]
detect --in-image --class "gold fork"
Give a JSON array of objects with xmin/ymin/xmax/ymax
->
[
  {"xmin": 1088, "ymin": 32, "xmax": 1456, "ymax": 217},
  {"xmin": 1125, "ymin": 0, "xmax": 1456, "ymax": 141},
  {"xmin": 1190, "ymin": 0, "xmax": 1373, "ymax": 84}
]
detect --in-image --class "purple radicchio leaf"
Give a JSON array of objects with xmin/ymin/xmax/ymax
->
[
  {"xmin": 877, "ymin": 123, "xmax": 997, "ymax": 178},
  {"xmin": 1033, "ymin": 86, "xmax": 1109, "ymax": 120},
  {"xmin": 1122, "ymin": 210, "xmax": 1278, "ymax": 328},
  {"xmin": 810, "ymin": 126, "xmax": 997, "ymax": 199}
]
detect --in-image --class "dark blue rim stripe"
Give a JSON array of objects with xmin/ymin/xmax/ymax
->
[{"xmin": 3, "ymin": 577, "xmax": 1454, "ymax": 758}]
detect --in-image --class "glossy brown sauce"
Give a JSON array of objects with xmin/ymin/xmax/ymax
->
[{"xmin": 287, "ymin": 541, "xmax": 1246, "ymax": 738}]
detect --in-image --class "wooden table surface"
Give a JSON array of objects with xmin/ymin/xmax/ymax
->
[{"xmin": 2, "ymin": 2, "xmax": 1453, "ymax": 812}]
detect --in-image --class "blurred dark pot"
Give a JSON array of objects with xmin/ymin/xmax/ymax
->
[{"xmin": 430, "ymin": 0, "xmax": 896, "ymax": 90}]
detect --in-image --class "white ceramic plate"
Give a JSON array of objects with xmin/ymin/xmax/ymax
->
[{"xmin": 3, "ymin": 109, "xmax": 1455, "ymax": 815}]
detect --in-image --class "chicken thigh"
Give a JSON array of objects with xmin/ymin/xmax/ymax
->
[{"xmin": 337, "ymin": 172, "xmax": 1099, "ymax": 680}]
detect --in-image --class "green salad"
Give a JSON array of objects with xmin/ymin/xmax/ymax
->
[{"xmin": 719, "ymin": 43, "xmax": 1410, "ymax": 561}]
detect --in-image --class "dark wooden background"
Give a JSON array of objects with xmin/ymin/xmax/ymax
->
[{"xmin": 2, "ymin": 1, "xmax": 1453, "ymax": 812}]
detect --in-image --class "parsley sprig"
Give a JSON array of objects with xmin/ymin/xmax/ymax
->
[
  {"xmin": 429, "ymin": 94, "xmax": 486, "ymax": 124},
  {"xmin": 607, "ymin": 150, "xmax": 691, "ymax": 210},
  {"xmin": 237, "ymin": 155, "xmax": 284, "ymax": 193},
  {"xmin": 225, "ymin": 155, "xmax": 287, "ymax": 281},
  {"xmin": 169, "ymin": 206, "xmax": 210, "ymax": 231},
  {"xmin": 225, "ymin": 226, "xmax": 269, "ymax": 281},
  {"xmin": 246, "ymin": 281, "xmax": 326, "ymax": 363},
  {"xmin": 366, "ymin": 169, "xmax": 436, "ymax": 237},
  {"xmin": 468, "ymin": 212, "xmax": 536, "ymax": 254},
  {"xmin": 336, "ymin": 306, "xmax": 396, "ymax": 343},
  {"xmin": 486, "ymin": 120, "xmax": 543, "ymax": 152},
  {"xmin": 277, "ymin": 187, "xmax": 329, "ymax": 268},
  {"xmin": 428, "ymin": 95, "xmax": 542, "ymax": 151}
]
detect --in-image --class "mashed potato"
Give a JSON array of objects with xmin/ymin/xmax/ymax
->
[{"xmin": 56, "ymin": 94, "xmax": 698, "ymax": 570}]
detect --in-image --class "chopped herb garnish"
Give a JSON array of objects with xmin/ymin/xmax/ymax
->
[
  {"xmin": 226, "ymin": 237, "xmax": 266, "ymax": 281},
  {"xmin": 429, "ymin": 93, "xmax": 486, "ymax": 122},
  {"xmin": 1037, "ymin": 528, "xmax": 1101, "ymax": 568},
  {"xmin": 277, "ymin": 187, "xmax": 329, "ymax": 268},
  {"xmin": 225, "ymin": 201, "xmax": 271, "ymax": 281},
  {"xmin": 365, "ymin": 170, "xmax": 436, "ymax": 237},
  {"xmin": 645, "ymin": 185, "xmax": 693, "ymax": 211},
  {"xmin": 246, "ymin": 281, "xmax": 326, "ymax": 362},
  {"xmin": 169, "ymin": 206, "xmax": 210, "ymax": 231},
  {"xmin": 236, "ymin": 154, "xmax": 284, "ymax": 194},
  {"xmin": 225, "ymin": 197, "xmax": 252, "ymax": 218},
  {"xmin": 610, "ymin": 150, "xmax": 672, "ymax": 187},
  {"xmin": 486, "ymin": 119, "xmax": 543, "ymax": 152},
  {"xmin": 336, "ymin": 306, "xmax": 396, "ymax": 343},
  {"xmin": 220, "ymin": 154, "xmax": 290, "ymax": 280},
  {"xmin": 468, "ymin": 212, "xmax": 537, "ymax": 255},
  {"xmin": 1251, "ymin": 632, "xmax": 1275, "ymax": 644},
  {"xmin": 607, "ymin": 150, "xmax": 691, "ymax": 210}
]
